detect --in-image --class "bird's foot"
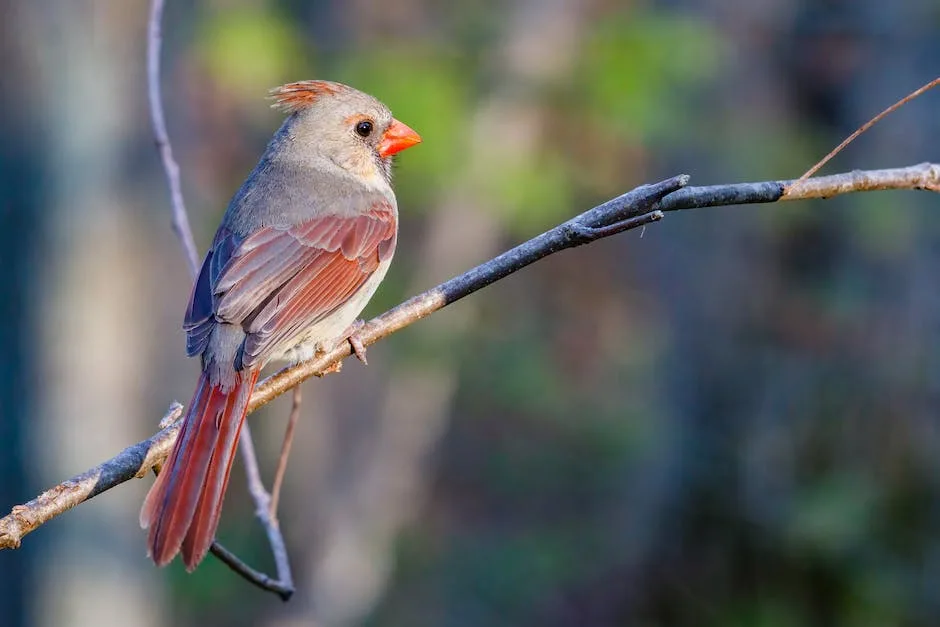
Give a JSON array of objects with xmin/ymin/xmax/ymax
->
[{"xmin": 341, "ymin": 319, "xmax": 368, "ymax": 365}]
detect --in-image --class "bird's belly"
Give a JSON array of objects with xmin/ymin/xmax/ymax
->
[{"xmin": 269, "ymin": 258, "xmax": 391, "ymax": 365}]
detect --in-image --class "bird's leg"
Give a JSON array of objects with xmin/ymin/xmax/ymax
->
[{"xmin": 340, "ymin": 319, "xmax": 368, "ymax": 365}]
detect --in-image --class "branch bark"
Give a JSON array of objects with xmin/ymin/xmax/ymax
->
[{"xmin": 1, "ymin": 163, "xmax": 937, "ymax": 557}]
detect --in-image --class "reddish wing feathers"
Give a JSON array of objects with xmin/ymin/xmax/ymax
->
[
  {"xmin": 240, "ymin": 210, "xmax": 396, "ymax": 363},
  {"xmin": 155, "ymin": 203, "xmax": 395, "ymax": 568},
  {"xmin": 191, "ymin": 203, "xmax": 396, "ymax": 369}
]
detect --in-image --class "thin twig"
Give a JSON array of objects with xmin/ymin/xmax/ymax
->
[
  {"xmin": 209, "ymin": 542, "xmax": 293, "ymax": 601},
  {"xmin": 147, "ymin": 0, "xmax": 294, "ymax": 598},
  {"xmin": 147, "ymin": 0, "xmax": 199, "ymax": 277},
  {"xmin": 238, "ymin": 424, "xmax": 294, "ymax": 598},
  {"xmin": 3, "ymin": 164, "xmax": 938, "ymax": 565},
  {"xmin": 270, "ymin": 387, "xmax": 302, "ymax": 519},
  {"xmin": 797, "ymin": 77, "xmax": 940, "ymax": 182}
]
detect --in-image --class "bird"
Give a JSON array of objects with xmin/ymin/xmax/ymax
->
[{"xmin": 140, "ymin": 80, "xmax": 421, "ymax": 571}]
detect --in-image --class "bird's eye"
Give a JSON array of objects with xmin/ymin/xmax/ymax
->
[{"xmin": 355, "ymin": 120, "xmax": 374, "ymax": 138}]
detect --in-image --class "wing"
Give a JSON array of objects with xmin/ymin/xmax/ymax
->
[{"xmin": 184, "ymin": 200, "xmax": 397, "ymax": 370}]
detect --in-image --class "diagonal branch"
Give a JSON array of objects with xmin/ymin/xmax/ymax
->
[
  {"xmin": 0, "ymin": 175, "xmax": 675, "ymax": 554},
  {"xmin": 2, "ymin": 163, "xmax": 937, "ymax": 560}
]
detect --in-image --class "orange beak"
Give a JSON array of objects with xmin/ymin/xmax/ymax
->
[{"xmin": 377, "ymin": 119, "xmax": 422, "ymax": 158}]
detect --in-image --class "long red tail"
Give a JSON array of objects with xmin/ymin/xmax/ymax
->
[{"xmin": 140, "ymin": 368, "xmax": 259, "ymax": 570}]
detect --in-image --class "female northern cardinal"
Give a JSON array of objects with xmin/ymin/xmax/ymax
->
[{"xmin": 140, "ymin": 81, "xmax": 421, "ymax": 570}]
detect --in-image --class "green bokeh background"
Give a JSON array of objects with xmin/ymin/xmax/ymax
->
[{"xmin": 1, "ymin": 1, "xmax": 938, "ymax": 626}]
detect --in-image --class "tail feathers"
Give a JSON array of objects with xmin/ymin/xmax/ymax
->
[
  {"xmin": 181, "ymin": 379, "xmax": 254, "ymax": 568},
  {"xmin": 141, "ymin": 369, "xmax": 259, "ymax": 571}
]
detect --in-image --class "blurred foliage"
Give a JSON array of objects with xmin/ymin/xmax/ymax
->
[
  {"xmin": 339, "ymin": 47, "xmax": 474, "ymax": 204},
  {"xmin": 182, "ymin": 2, "xmax": 940, "ymax": 623},
  {"xmin": 10, "ymin": 0, "xmax": 940, "ymax": 626},
  {"xmin": 196, "ymin": 5, "xmax": 308, "ymax": 106},
  {"xmin": 576, "ymin": 12, "xmax": 724, "ymax": 142}
]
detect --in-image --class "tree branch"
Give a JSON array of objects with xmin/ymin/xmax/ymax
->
[
  {"xmin": 147, "ymin": 0, "xmax": 199, "ymax": 278},
  {"xmin": 655, "ymin": 162, "xmax": 940, "ymax": 212},
  {"xmin": 209, "ymin": 542, "xmax": 293, "ymax": 601},
  {"xmin": 269, "ymin": 387, "xmax": 302, "ymax": 519},
  {"xmin": 2, "ymin": 163, "xmax": 936, "ymax": 558},
  {"xmin": 231, "ymin": 424, "xmax": 294, "ymax": 600},
  {"xmin": 0, "ymin": 403, "xmax": 183, "ymax": 549}
]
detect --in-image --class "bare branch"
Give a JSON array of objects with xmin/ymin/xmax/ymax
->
[
  {"xmin": 0, "ymin": 403, "xmax": 183, "ymax": 549},
  {"xmin": 270, "ymin": 387, "xmax": 302, "ymax": 519},
  {"xmin": 209, "ymin": 542, "xmax": 293, "ymax": 601},
  {"xmin": 147, "ymin": 0, "xmax": 199, "ymax": 277},
  {"xmin": 653, "ymin": 162, "xmax": 940, "ymax": 213},
  {"xmin": 783, "ymin": 162, "xmax": 940, "ymax": 198},
  {"xmin": 0, "ymin": 174, "xmax": 678, "ymax": 552},
  {"xmin": 236, "ymin": 424, "xmax": 295, "ymax": 599},
  {"xmin": 1, "ymin": 163, "xmax": 937, "ymax": 575}
]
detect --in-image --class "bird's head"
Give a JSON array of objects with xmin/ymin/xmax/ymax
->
[{"xmin": 270, "ymin": 80, "xmax": 421, "ymax": 185}]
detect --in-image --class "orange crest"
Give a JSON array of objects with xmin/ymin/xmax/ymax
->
[{"xmin": 269, "ymin": 80, "xmax": 345, "ymax": 113}]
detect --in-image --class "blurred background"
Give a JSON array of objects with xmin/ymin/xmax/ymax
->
[{"xmin": 1, "ymin": 0, "xmax": 939, "ymax": 625}]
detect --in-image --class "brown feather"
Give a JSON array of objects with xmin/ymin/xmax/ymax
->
[{"xmin": 208, "ymin": 203, "xmax": 397, "ymax": 368}]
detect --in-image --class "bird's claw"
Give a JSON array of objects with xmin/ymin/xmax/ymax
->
[{"xmin": 342, "ymin": 319, "xmax": 368, "ymax": 365}]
